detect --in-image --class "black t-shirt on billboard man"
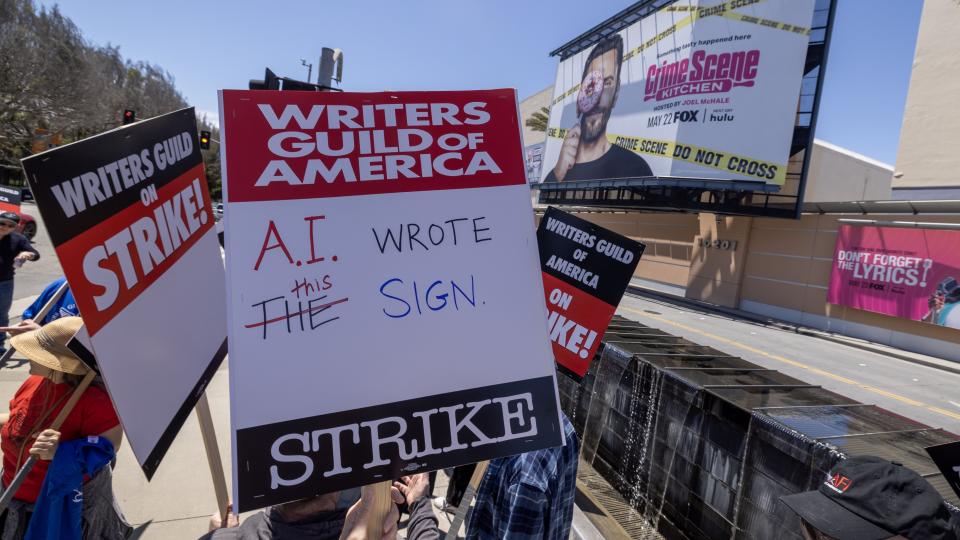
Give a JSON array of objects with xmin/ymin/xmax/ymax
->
[
  {"xmin": 545, "ymin": 34, "xmax": 653, "ymax": 183},
  {"xmin": 545, "ymin": 143, "xmax": 652, "ymax": 182}
]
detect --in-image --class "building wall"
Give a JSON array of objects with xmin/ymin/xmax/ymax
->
[
  {"xmin": 570, "ymin": 211, "xmax": 699, "ymax": 288},
  {"xmin": 563, "ymin": 208, "xmax": 960, "ymax": 362},
  {"xmin": 894, "ymin": 0, "xmax": 960, "ymax": 189},
  {"xmin": 804, "ymin": 140, "xmax": 892, "ymax": 202},
  {"xmin": 738, "ymin": 213, "xmax": 960, "ymax": 361},
  {"xmin": 685, "ymin": 214, "xmax": 754, "ymax": 308}
]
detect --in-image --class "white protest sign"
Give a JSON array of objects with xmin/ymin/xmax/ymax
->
[
  {"xmin": 220, "ymin": 89, "xmax": 564, "ymax": 511},
  {"xmin": 21, "ymin": 108, "xmax": 227, "ymax": 476}
]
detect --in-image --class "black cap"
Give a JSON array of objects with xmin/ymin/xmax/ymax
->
[
  {"xmin": 0, "ymin": 211, "xmax": 19, "ymax": 224},
  {"xmin": 781, "ymin": 456, "xmax": 958, "ymax": 540}
]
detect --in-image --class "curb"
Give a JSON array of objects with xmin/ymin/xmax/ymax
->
[{"xmin": 625, "ymin": 285, "xmax": 960, "ymax": 377}]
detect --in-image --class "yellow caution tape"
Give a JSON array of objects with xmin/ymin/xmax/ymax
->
[
  {"xmin": 551, "ymin": 0, "xmax": 807, "ymax": 107},
  {"xmin": 546, "ymin": 127, "xmax": 787, "ymax": 185}
]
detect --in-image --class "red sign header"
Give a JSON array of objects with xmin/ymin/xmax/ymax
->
[{"xmin": 220, "ymin": 89, "xmax": 526, "ymax": 203}]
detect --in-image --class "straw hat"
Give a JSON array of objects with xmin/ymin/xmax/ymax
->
[{"xmin": 11, "ymin": 316, "xmax": 89, "ymax": 375}]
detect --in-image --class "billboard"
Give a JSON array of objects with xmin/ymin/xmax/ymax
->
[
  {"xmin": 21, "ymin": 108, "xmax": 227, "ymax": 477},
  {"xmin": 828, "ymin": 225, "xmax": 960, "ymax": 330},
  {"xmin": 541, "ymin": 0, "xmax": 816, "ymax": 186},
  {"xmin": 220, "ymin": 88, "xmax": 563, "ymax": 511}
]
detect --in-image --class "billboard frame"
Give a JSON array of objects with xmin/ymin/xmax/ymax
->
[{"xmin": 534, "ymin": 0, "xmax": 838, "ymax": 220}]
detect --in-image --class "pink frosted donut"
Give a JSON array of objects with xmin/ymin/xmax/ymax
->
[{"xmin": 577, "ymin": 70, "xmax": 604, "ymax": 115}]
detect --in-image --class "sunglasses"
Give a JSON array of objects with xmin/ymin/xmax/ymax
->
[{"xmin": 0, "ymin": 222, "xmax": 16, "ymax": 229}]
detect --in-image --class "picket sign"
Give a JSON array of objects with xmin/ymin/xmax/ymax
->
[
  {"xmin": 195, "ymin": 392, "xmax": 230, "ymax": 525},
  {"xmin": 0, "ymin": 369, "xmax": 97, "ymax": 512},
  {"xmin": 21, "ymin": 108, "xmax": 229, "ymax": 526},
  {"xmin": 220, "ymin": 88, "xmax": 564, "ymax": 515},
  {"xmin": 365, "ymin": 481, "xmax": 394, "ymax": 540},
  {"xmin": 444, "ymin": 460, "xmax": 490, "ymax": 540},
  {"xmin": 0, "ymin": 280, "xmax": 70, "ymax": 369}
]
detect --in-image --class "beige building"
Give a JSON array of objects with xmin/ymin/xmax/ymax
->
[
  {"xmin": 530, "ymin": 0, "xmax": 960, "ymax": 363},
  {"xmin": 893, "ymin": 0, "xmax": 960, "ymax": 193},
  {"xmin": 518, "ymin": 85, "xmax": 553, "ymax": 148}
]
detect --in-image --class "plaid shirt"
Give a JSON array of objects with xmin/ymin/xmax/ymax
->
[{"xmin": 466, "ymin": 413, "xmax": 578, "ymax": 540}]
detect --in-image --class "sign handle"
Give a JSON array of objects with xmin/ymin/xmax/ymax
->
[
  {"xmin": 361, "ymin": 481, "xmax": 394, "ymax": 540},
  {"xmin": 196, "ymin": 391, "xmax": 230, "ymax": 525},
  {"xmin": 0, "ymin": 368, "xmax": 96, "ymax": 512},
  {"xmin": 443, "ymin": 461, "xmax": 490, "ymax": 540},
  {"xmin": 0, "ymin": 280, "xmax": 70, "ymax": 369}
]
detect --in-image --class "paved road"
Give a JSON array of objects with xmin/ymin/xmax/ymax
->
[{"xmin": 616, "ymin": 293, "xmax": 960, "ymax": 434}]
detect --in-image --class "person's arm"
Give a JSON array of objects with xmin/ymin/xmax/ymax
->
[
  {"xmin": 395, "ymin": 474, "xmax": 441, "ymax": 540},
  {"xmin": 29, "ymin": 425, "xmax": 122, "ymax": 460},
  {"xmin": 0, "ymin": 319, "xmax": 40, "ymax": 336},
  {"xmin": 495, "ymin": 483, "xmax": 548, "ymax": 539},
  {"xmin": 13, "ymin": 234, "xmax": 39, "ymax": 263}
]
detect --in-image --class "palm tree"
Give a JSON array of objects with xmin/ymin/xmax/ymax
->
[{"xmin": 525, "ymin": 107, "xmax": 551, "ymax": 132}]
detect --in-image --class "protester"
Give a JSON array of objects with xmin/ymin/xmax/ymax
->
[
  {"xmin": 0, "ymin": 212, "xmax": 39, "ymax": 356},
  {"xmin": 781, "ymin": 455, "xmax": 960, "ymax": 540},
  {"xmin": 203, "ymin": 488, "xmax": 361, "ymax": 540},
  {"xmin": 204, "ymin": 474, "xmax": 443, "ymax": 540},
  {"xmin": 0, "ymin": 277, "xmax": 77, "ymax": 338},
  {"xmin": 0, "ymin": 316, "xmax": 128, "ymax": 539},
  {"xmin": 465, "ymin": 412, "xmax": 579, "ymax": 539}
]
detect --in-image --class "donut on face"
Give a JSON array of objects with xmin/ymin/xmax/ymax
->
[{"xmin": 577, "ymin": 70, "xmax": 604, "ymax": 115}]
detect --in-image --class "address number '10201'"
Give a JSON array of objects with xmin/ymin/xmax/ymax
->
[{"xmin": 698, "ymin": 238, "xmax": 739, "ymax": 251}]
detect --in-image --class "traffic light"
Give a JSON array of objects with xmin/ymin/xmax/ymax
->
[
  {"xmin": 123, "ymin": 109, "xmax": 136, "ymax": 125},
  {"xmin": 199, "ymin": 130, "xmax": 211, "ymax": 150},
  {"xmin": 249, "ymin": 68, "xmax": 280, "ymax": 90}
]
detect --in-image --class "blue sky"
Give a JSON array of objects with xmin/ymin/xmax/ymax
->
[{"xmin": 39, "ymin": 0, "xmax": 922, "ymax": 165}]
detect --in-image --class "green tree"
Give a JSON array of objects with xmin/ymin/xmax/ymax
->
[
  {"xmin": 0, "ymin": 0, "xmax": 191, "ymax": 184},
  {"xmin": 525, "ymin": 106, "xmax": 551, "ymax": 133}
]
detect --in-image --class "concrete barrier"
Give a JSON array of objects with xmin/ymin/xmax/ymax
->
[{"xmin": 559, "ymin": 316, "xmax": 960, "ymax": 540}]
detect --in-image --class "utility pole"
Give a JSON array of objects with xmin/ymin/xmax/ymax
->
[{"xmin": 300, "ymin": 59, "xmax": 313, "ymax": 84}]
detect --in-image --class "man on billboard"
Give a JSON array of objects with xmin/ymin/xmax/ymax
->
[
  {"xmin": 924, "ymin": 277, "xmax": 960, "ymax": 329},
  {"xmin": 545, "ymin": 35, "xmax": 653, "ymax": 183}
]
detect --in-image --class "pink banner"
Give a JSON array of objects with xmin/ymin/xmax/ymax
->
[{"xmin": 828, "ymin": 225, "xmax": 960, "ymax": 329}]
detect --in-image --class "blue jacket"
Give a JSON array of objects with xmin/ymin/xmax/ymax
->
[
  {"xmin": 22, "ymin": 278, "xmax": 78, "ymax": 324},
  {"xmin": 25, "ymin": 436, "xmax": 115, "ymax": 540}
]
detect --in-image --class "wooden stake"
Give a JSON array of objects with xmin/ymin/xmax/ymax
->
[
  {"xmin": 363, "ymin": 480, "xmax": 394, "ymax": 540},
  {"xmin": 0, "ymin": 368, "xmax": 96, "ymax": 512},
  {"xmin": 444, "ymin": 461, "xmax": 490, "ymax": 540},
  {"xmin": 196, "ymin": 391, "xmax": 230, "ymax": 526}
]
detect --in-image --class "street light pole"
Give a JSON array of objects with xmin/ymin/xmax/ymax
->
[{"xmin": 300, "ymin": 59, "xmax": 313, "ymax": 84}]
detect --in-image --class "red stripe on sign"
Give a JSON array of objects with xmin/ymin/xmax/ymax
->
[
  {"xmin": 55, "ymin": 164, "xmax": 214, "ymax": 335},
  {"xmin": 220, "ymin": 89, "xmax": 526, "ymax": 203},
  {"xmin": 541, "ymin": 272, "xmax": 617, "ymax": 377}
]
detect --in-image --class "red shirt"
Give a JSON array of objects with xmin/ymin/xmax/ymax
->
[{"xmin": 1, "ymin": 375, "xmax": 120, "ymax": 503}]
